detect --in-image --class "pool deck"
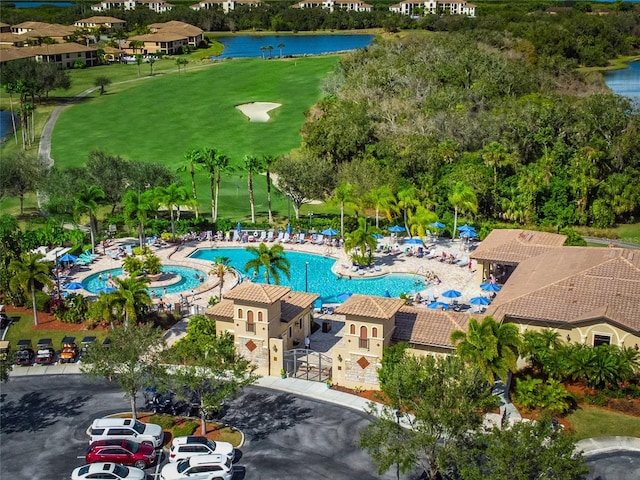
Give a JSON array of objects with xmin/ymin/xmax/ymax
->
[{"xmin": 65, "ymin": 235, "xmax": 482, "ymax": 312}]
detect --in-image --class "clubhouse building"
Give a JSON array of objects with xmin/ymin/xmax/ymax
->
[{"xmin": 207, "ymin": 229, "xmax": 640, "ymax": 390}]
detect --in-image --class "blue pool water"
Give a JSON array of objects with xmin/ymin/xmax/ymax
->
[
  {"xmin": 189, "ymin": 248, "xmax": 423, "ymax": 304},
  {"xmin": 83, "ymin": 265, "xmax": 207, "ymax": 297}
]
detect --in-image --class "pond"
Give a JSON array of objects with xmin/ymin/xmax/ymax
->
[
  {"xmin": 604, "ymin": 61, "xmax": 640, "ymax": 105},
  {"xmin": 212, "ymin": 34, "xmax": 375, "ymax": 59},
  {"xmin": 9, "ymin": 1, "xmax": 75, "ymax": 7}
]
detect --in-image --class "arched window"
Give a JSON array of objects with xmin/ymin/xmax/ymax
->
[
  {"xmin": 350, "ymin": 324, "xmax": 355, "ymax": 335},
  {"xmin": 238, "ymin": 308, "xmax": 243, "ymax": 319},
  {"xmin": 247, "ymin": 311, "xmax": 254, "ymax": 322},
  {"xmin": 359, "ymin": 326, "xmax": 368, "ymax": 349},
  {"xmin": 246, "ymin": 310, "xmax": 255, "ymax": 333},
  {"xmin": 258, "ymin": 311, "xmax": 263, "ymax": 322},
  {"xmin": 372, "ymin": 327, "xmax": 378, "ymax": 338}
]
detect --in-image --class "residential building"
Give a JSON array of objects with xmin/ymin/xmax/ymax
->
[
  {"xmin": 389, "ymin": 0, "xmax": 476, "ymax": 17},
  {"xmin": 125, "ymin": 32, "xmax": 188, "ymax": 55},
  {"xmin": 10, "ymin": 21, "xmax": 75, "ymax": 43},
  {"xmin": 74, "ymin": 16, "xmax": 127, "ymax": 32},
  {"xmin": 90, "ymin": 0, "xmax": 174, "ymax": 14},
  {"xmin": 0, "ymin": 43, "xmax": 99, "ymax": 68},
  {"xmin": 190, "ymin": 0, "xmax": 262, "ymax": 14},
  {"xmin": 291, "ymin": 0, "xmax": 373, "ymax": 12},
  {"xmin": 0, "ymin": 22, "xmax": 11, "ymax": 33},
  {"xmin": 148, "ymin": 21, "xmax": 204, "ymax": 47}
]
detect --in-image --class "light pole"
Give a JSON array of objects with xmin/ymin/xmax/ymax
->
[
  {"xmin": 305, "ymin": 261, "xmax": 309, "ymax": 292},
  {"xmin": 308, "ymin": 211, "xmax": 313, "ymax": 231}
]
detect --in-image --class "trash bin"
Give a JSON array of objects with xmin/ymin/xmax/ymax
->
[{"xmin": 322, "ymin": 320, "xmax": 331, "ymax": 333}]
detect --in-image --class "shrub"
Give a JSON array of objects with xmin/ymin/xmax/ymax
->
[
  {"xmin": 513, "ymin": 375, "xmax": 574, "ymax": 414},
  {"xmin": 122, "ymin": 256, "xmax": 143, "ymax": 275},
  {"xmin": 172, "ymin": 421, "xmax": 198, "ymax": 437},
  {"xmin": 35, "ymin": 290, "xmax": 51, "ymax": 313},
  {"xmin": 143, "ymin": 253, "xmax": 162, "ymax": 275},
  {"xmin": 149, "ymin": 415, "xmax": 175, "ymax": 429}
]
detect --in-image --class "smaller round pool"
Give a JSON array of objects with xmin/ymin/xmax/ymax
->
[{"xmin": 83, "ymin": 265, "xmax": 207, "ymax": 296}]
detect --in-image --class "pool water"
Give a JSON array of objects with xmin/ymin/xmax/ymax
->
[
  {"xmin": 83, "ymin": 266, "xmax": 207, "ymax": 297},
  {"xmin": 189, "ymin": 248, "xmax": 423, "ymax": 304}
]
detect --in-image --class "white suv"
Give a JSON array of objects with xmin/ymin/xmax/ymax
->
[
  {"xmin": 169, "ymin": 436, "xmax": 235, "ymax": 463},
  {"xmin": 88, "ymin": 418, "xmax": 164, "ymax": 448},
  {"xmin": 161, "ymin": 454, "xmax": 233, "ymax": 480}
]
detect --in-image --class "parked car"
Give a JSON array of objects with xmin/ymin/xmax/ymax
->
[
  {"xmin": 169, "ymin": 436, "xmax": 235, "ymax": 463},
  {"xmin": 160, "ymin": 454, "xmax": 233, "ymax": 480},
  {"xmin": 86, "ymin": 438, "xmax": 157, "ymax": 469},
  {"xmin": 88, "ymin": 418, "xmax": 164, "ymax": 448},
  {"xmin": 59, "ymin": 336, "xmax": 79, "ymax": 363},
  {"xmin": 79, "ymin": 335, "xmax": 96, "ymax": 361},
  {"xmin": 71, "ymin": 462, "xmax": 146, "ymax": 480},
  {"xmin": 35, "ymin": 338, "xmax": 55, "ymax": 365},
  {"xmin": 14, "ymin": 339, "xmax": 34, "ymax": 366}
]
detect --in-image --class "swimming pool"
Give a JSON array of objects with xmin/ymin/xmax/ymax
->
[
  {"xmin": 83, "ymin": 265, "xmax": 207, "ymax": 296},
  {"xmin": 189, "ymin": 248, "xmax": 423, "ymax": 304}
]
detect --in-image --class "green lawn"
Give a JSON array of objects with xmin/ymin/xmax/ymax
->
[
  {"xmin": 566, "ymin": 405, "xmax": 640, "ymax": 440},
  {"xmin": 49, "ymin": 56, "xmax": 339, "ymax": 220}
]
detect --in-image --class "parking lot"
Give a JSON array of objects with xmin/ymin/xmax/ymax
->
[{"xmin": 1, "ymin": 375, "xmax": 401, "ymax": 480}]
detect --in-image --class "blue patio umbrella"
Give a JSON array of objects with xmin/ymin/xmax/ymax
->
[
  {"xmin": 470, "ymin": 296, "xmax": 491, "ymax": 306},
  {"xmin": 236, "ymin": 222, "xmax": 242, "ymax": 233},
  {"xmin": 480, "ymin": 282, "xmax": 502, "ymax": 292},
  {"xmin": 404, "ymin": 238, "xmax": 423, "ymax": 245},
  {"xmin": 372, "ymin": 233, "xmax": 384, "ymax": 239},
  {"xmin": 64, "ymin": 282, "xmax": 85, "ymax": 290},
  {"xmin": 429, "ymin": 222, "xmax": 445, "ymax": 229},
  {"xmin": 286, "ymin": 223, "xmax": 292, "ymax": 235},
  {"xmin": 58, "ymin": 253, "xmax": 78, "ymax": 263},
  {"xmin": 427, "ymin": 301, "xmax": 450, "ymax": 310},
  {"xmin": 460, "ymin": 230, "xmax": 478, "ymax": 238},
  {"xmin": 441, "ymin": 289, "xmax": 462, "ymax": 302},
  {"xmin": 321, "ymin": 228, "xmax": 339, "ymax": 237},
  {"xmin": 98, "ymin": 286, "xmax": 117, "ymax": 294},
  {"xmin": 458, "ymin": 224, "xmax": 475, "ymax": 231},
  {"xmin": 336, "ymin": 292, "xmax": 353, "ymax": 303},
  {"xmin": 388, "ymin": 225, "xmax": 406, "ymax": 233}
]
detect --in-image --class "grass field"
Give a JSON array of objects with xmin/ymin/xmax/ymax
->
[
  {"xmin": 49, "ymin": 55, "xmax": 339, "ymax": 220},
  {"xmin": 566, "ymin": 405, "xmax": 640, "ymax": 440}
]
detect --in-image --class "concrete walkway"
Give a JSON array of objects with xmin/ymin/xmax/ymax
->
[{"xmin": 576, "ymin": 436, "xmax": 640, "ymax": 456}]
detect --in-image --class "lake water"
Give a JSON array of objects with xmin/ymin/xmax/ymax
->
[
  {"xmin": 604, "ymin": 61, "xmax": 640, "ymax": 105},
  {"xmin": 213, "ymin": 34, "xmax": 375, "ymax": 59},
  {"xmin": 0, "ymin": 110, "xmax": 16, "ymax": 145},
  {"xmin": 6, "ymin": 1, "xmax": 74, "ymax": 7}
]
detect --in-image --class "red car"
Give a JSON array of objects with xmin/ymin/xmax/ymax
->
[{"xmin": 86, "ymin": 439, "xmax": 157, "ymax": 469}]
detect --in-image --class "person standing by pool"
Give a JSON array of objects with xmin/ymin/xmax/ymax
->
[{"xmin": 305, "ymin": 336, "xmax": 311, "ymax": 350}]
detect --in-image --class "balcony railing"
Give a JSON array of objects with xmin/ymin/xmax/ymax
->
[
  {"xmin": 359, "ymin": 338, "xmax": 369, "ymax": 350},
  {"xmin": 246, "ymin": 322, "xmax": 256, "ymax": 333}
]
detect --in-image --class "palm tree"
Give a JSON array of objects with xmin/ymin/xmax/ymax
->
[
  {"xmin": 156, "ymin": 183, "xmax": 190, "ymax": 241},
  {"xmin": 448, "ymin": 182, "xmax": 478, "ymax": 240},
  {"xmin": 9, "ymin": 252, "xmax": 53, "ymax": 326},
  {"xmin": 260, "ymin": 46, "xmax": 266, "ymax": 59},
  {"xmin": 396, "ymin": 186, "xmax": 420, "ymax": 237},
  {"xmin": 277, "ymin": 42, "xmax": 285, "ymax": 58},
  {"xmin": 332, "ymin": 182, "xmax": 357, "ymax": 240},
  {"xmin": 366, "ymin": 185, "xmax": 396, "ymax": 229},
  {"xmin": 123, "ymin": 190, "xmax": 154, "ymax": 248},
  {"xmin": 74, "ymin": 184, "xmax": 105, "ymax": 254},
  {"xmin": 450, "ymin": 316, "xmax": 521, "ymax": 385},
  {"xmin": 344, "ymin": 217, "xmax": 377, "ymax": 266},
  {"xmin": 198, "ymin": 147, "xmax": 231, "ymax": 222},
  {"xmin": 92, "ymin": 291, "xmax": 123, "ymax": 329},
  {"xmin": 244, "ymin": 243, "xmax": 290, "ymax": 285},
  {"xmin": 243, "ymin": 155, "xmax": 262, "ymax": 224},
  {"xmin": 481, "ymin": 141, "xmax": 515, "ymax": 195},
  {"xmin": 110, "ymin": 275, "xmax": 152, "ymax": 326},
  {"xmin": 408, "ymin": 206, "xmax": 437, "ymax": 238},
  {"xmin": 210, "ymin": 256, "xmax": 233, "ymax": 299},
  {"xmin": 178, "ymin": 149, "xmax": 203, "ymax": 218},
  {"xmin": 267, "ymin": 45, "xmax": 273, "ymax": 58},
  {"xmin": 262, "ymin": 154, "xmax": 277, "ymax": 224}
]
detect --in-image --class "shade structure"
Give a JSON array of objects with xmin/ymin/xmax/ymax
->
[
  {"xmin": 64, "ymin": 282, "xmax": 85, "ymax": 290},
  {"xmin": 321, "ymin": 228, "xmax": 338, "ymax": 236},
  {"xmin": 429, "ymin": 222, "xmax": 445, "ymax": 229},
  {"xmin": 58, "ymin": 253, "xmax": 78, "ymax": 263},
  {"xmin": 388, "ymin": 225, "xmax": 406, "ymax": 233},
  {"xmin": 98, "ymin": 286, "xmax": 117, "ymax": 294},
  {"xmin": 427, "ymin": 301, "xmax": 450, "ymax": 310},
  {"xmin": 470, "ymin": 296, "xmax": 491, "ymax": 306},
  {"xmin": 460, "ymin": 230, "xmax": 478, "ymax": 238},
  {"xmin": 404, "ymin": 238, "xmax": 424, "ymax": 245},
  {"xmin": 336, "ymin": 292, "xmax": 353, "ymax": 303},
  {"xmin": 441, "ymin": 289, "xmax": 462, "ymax": 300},
  {"xmin": 458, "ymin": 224, "xmax": 475, "ymax": 232},
  {"xmin": 372, "ymin": 233, "xmax": 384, "ymax": 239},
  {"xmin": 480, "ymin": 282, "xmax": 502, "ymax": 292}
]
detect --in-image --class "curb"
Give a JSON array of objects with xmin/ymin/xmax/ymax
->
[{"xmin": 576, "ymin": 436, "xmax": 640, "ymax": 456}]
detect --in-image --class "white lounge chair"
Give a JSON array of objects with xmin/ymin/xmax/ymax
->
[
  {"xmin": 232, "ymin": 231, "xmax": 240, "ymax": 242},
  {"xmin": 259, "ymin": 231, "xmax": 267, "ymax": 242},
  {"xmin": 297, "ymin": 233, "xmax": 306, "ymax": 244},
  {"xmin": 456, "ymin": 256, "xmax": 469, "ymax": 267},
  {"xmin": 315, "ymin": 235, "xmax": 324, "ymax": 245},
  {"xmin": 275, "ymin": 232, "xmax": 284, "ymax": 242},
  {"xmin": 283, "ymin": 232, "xmax": 291, "ymax": 243},
  {"xmin": 266, "ymin": 231, "xmax": 274, "ymax": 242}
]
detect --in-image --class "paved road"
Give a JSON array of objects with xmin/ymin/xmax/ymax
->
[{"xmin": 0, "ymin": 375, "xmax": 402, "ymax": 480}]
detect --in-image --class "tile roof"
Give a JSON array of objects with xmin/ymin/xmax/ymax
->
[
  {"xmin": 280, "ymin": 291, "xmax": 319, "ymax": 322},
  {"xmin": 223, "ymin": 281, "xmax": 290, "ymax": 304},
  {"xmin": 334, "ymin": 294, "xmax": 405, "ymax": 320},
  {"xmin": 129, "ymin": 32, "xmax": 187, "ymax": 42},
  {"xmin": 206, "ymin": 298, "xmax": 234, "ymax": 318},
  {"xmin": 488, "ymin": 247, "xmax": 640, "ymax": 332},
  {"xmin": 470, "ymin": 229, "xmax": 566, "ymax": 265},
  {"xmin": 393, "ymin": 306, "xmax": 469, "ymax": 349},
  {"xmin": 75, "ymin": 16, "xmax": 126, "ymax": 24},
  {"xmin": 149, "ymin": 20, "xmax": 203, "ymax": 36}
]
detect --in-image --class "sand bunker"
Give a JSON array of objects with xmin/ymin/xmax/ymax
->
[{"xmin": 236, "ymin": 102, "xmax": 281, "ymax": 122}]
